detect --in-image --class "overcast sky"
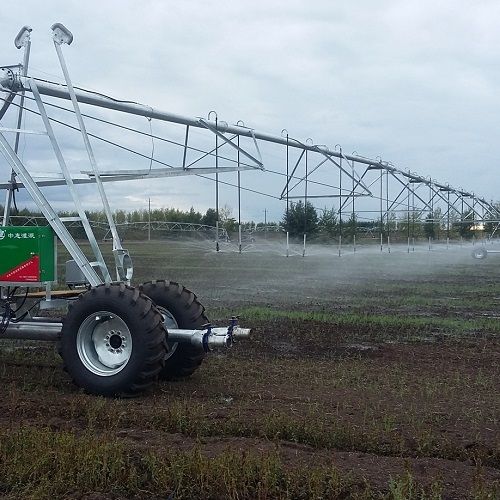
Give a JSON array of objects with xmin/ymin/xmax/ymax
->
[{"xmin": 1, "ymin": 0, "xmax": 499, "ymax": 222}]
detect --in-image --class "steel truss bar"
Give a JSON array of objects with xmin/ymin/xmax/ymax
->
[
  {"xmin": 0, "ymin": 166, "xmax": 256, "ymax": 190},
  {"xmin": 428, "ymin": 183, "xmax": 464, "ymax": 218},
  {"xmin": 287, "ymin": 194, "xmax": 367, "ymax": 199},
  {"xmin": 339, "ymin": 166, "xmax": 370, "ymax": 212},
  {"xmin": 30, "ymin": 77, "xmax": 111, "ymax": 282},
  {"xmin": 4, "ymin": 92, "xmax": 254, "ymax": 168},
  {"xmin": 385, "ymin": 181, "xmax": 409, "ymax": 214},
  {"xmin": 198, "ymin": 118, "xmax": 264, "ymax": 169},
  {"xmin": 286, "ymin": 156, "xmax": 329, "ymax": 195},
  {"xmin": 339, "ymin": 151, "xmax": 373, "ymax": 195},
  {"xmin": 280, "ymin": 149, "xmax": 305, "ymax": 199},
  {"xmin": 320, "ymin": 152, "xmax": 372, "ymax": 197},
  {"xmin": 3, "ymin": 27, "xmax": 31, "ymax": 227},
  {"xmin": 52, "ymin": 32, "xmax": 125, "ymax": 270},
  {"xmin": 0, "ymin": 127, "xmax": 46, "ymax": 135},
  {"xmin": 182, "ymin": 125, "xmax": 189, "ymax": 169},
  {"xmin": 6, "ymin": 97, "xmax": 258, "ymax": 173}
]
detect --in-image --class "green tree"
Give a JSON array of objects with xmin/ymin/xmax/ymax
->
[
  {"xmin": 282, "ymin": 201, "xmax": 318, "ymax": 237},
  {"xmin": 424, "ymin": 212, "xmax": 435, "ymax": 239},
  {"xmin": 202, "ymin": 208, "xmax": 218, "ymax": 227},
  {"xmin": 318, "ymin": 207, "xmax": 338, "ymax": 237},
  {"xmin": 186, "ymin": 207, "xmax": 202, "ymax": 224},
  {"xmin": 218, "ymin": 204, "xmax": 237, "ymax": 232},
  {"xmin": 453, "ymin": 212, "xmax": 474, "ymax": 239},
  {"xmin": 343, "ymin": 213, "xmax": 358, "ymax": 242}
]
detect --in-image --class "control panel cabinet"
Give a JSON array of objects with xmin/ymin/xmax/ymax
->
[{"xmin": 0, "ymin": 226, "xmax": 56, "ymax": 284}]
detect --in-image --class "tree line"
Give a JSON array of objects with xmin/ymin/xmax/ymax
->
[
  {"xmin": 0, "ymin": 201, "xmax": 493, "ymax": 241},
  {"xmin": 282, "ymin": 200, "xmax": 490, "ymax": 241}
]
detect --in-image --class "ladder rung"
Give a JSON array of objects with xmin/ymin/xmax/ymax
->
[
  {"xmin": 89, "ymin": 261, "xmax": 103, "ymax": 267},
  {"xmin": 60, "ymin": 216, "xmax": 81, "ymax": 222}
]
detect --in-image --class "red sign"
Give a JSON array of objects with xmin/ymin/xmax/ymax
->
[{"xmin": 0, "ymin": 255, "xmax": 40, "ymax": 282}]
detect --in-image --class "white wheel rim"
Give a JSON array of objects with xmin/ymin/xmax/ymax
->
[{"xmin": 76, "ymin": 311, "xmax": 132, "ymax": 376}]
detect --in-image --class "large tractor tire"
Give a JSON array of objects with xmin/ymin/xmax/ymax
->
[
  {"xmin": 140, "ymin": 280, "xmax": 208, "ymax": 380},
  {"xmin": 472, "ymin": 247, "xmax": 488, "ymax": 259},
  {"xmin": 59, "ymin": 283, "xmax": 167, "ymax": 396}
]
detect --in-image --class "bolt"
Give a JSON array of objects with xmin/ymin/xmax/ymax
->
[{"xmin": 106, "ymin": 343, "xmax": 110, "ymax": 347}]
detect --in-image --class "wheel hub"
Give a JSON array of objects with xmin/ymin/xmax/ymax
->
[{"xmin": 76, "ymin": 312, "xmax": 133, "ymax": 376}]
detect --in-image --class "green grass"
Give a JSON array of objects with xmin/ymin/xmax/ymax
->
[
  {"xmin": 216, "ymin": 306, "xmax": 500, "ymax": 336},
  {"xmin": 0, "ymin": 425, "xmax": 497, "ymax": 499},
  {"xmin": 0, "ymin": 426, "xmax": 367, "ymax": 499},
  {"xmin": 3, "ymin": 425, "xmax": 496, "ymax": 500}
]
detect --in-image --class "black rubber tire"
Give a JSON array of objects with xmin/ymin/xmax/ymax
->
[
  {"xmin": 472, "ymin": 247, "xmax": 488, "ymax": 259},
  {"xmin": 139, "ymin": 280, "xmax": 208, "ymax": 380},
  {"xmin": 59, "ymin": 283, "xmax": 167, "ymax": 396}
]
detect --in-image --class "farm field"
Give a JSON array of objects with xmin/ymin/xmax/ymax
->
[{"xmin": 0, "ymin": 239, "xmax": 499, "ymax": 499}]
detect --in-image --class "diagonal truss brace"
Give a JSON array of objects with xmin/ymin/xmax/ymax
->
[{"xmin": 198, "ymin": 118, "xmax": 264, "ymax": 170}]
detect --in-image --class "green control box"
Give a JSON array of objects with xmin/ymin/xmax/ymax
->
[{"xmin": 0, "ymin": 226, "xmax": 56, "ymax": 284}]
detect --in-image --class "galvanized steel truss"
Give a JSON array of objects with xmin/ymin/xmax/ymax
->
[{"xmin": 0, "ymin": 23, "xmax": 498, "ymax": 259}]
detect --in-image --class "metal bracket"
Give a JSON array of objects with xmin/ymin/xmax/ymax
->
[
  {"xmin": 14, "ymin": 26, "xmax": 32, "ymax": 49},
  {"xmin": 198, "ymin": 118, "xmax": 264, "ymax": 169},
  {"xmin": 51, "ymin": 23, "xmax": 73, "ymax": 45}
]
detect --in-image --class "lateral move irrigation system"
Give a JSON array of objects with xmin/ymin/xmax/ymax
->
[
  {"xmin": 1, "ymin": 28, "xmax": 497, "ymax": 254},
  {"xmin": 0, "ymin": 25, "xmax": 497, "ymax": 395}
]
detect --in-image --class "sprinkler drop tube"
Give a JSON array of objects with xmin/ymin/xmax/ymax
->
[
  {"xmin": 286, "ymin": 231, "xmax": 289, "ymax": 257},
  {"xmin": 302, "ymin": 233, "xmax": 306, "ymax": 257},
  {"xmin": 238, "ymin": 224, "xmax": 242, "ymax": 254}
]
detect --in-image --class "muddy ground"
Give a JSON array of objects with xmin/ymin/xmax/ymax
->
[{"xmin": 0, "ymin": 239, "xmax": 499, "ymax": 498}]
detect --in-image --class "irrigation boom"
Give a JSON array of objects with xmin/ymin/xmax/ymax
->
[{"xmin": 1, "ymin": 66, "xmax": 495, "ymax": 218}]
